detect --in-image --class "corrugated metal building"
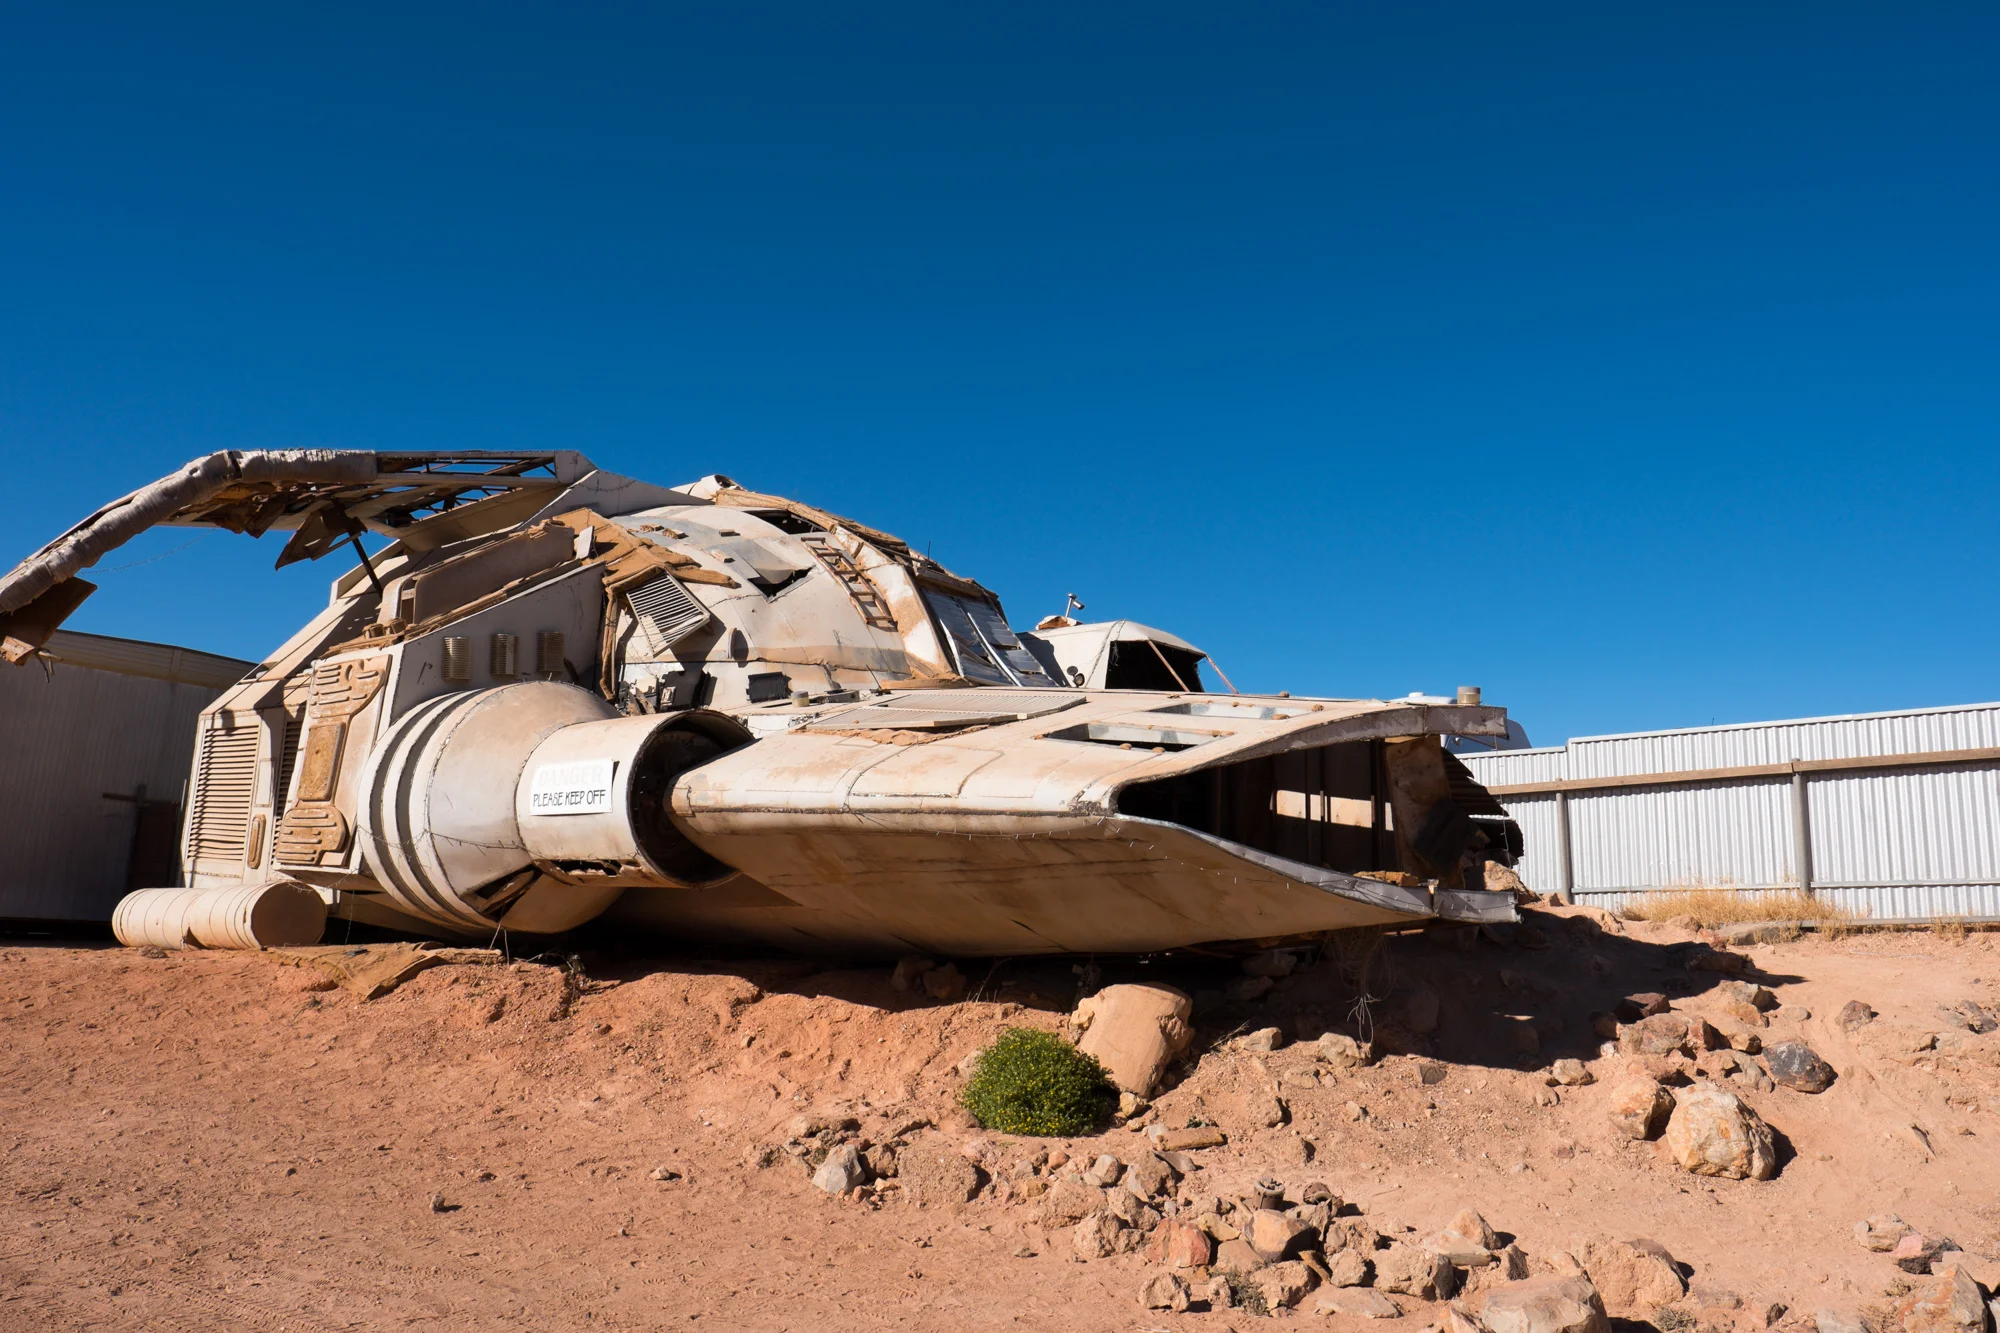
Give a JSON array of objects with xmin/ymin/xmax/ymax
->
[
  {"xmin": 1457, "ymin": 703, "xmax": 2000, "ymax": 922},
  {"xmin": 0, "ymin": 630, "xmax": 252, "ymax": 923}
]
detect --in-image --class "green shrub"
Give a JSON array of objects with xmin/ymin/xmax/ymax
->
[{"xmin": 960, "ymin": 1027, "xmax": 1116, "ymax": 1137}]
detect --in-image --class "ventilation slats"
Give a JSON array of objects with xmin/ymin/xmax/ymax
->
[
  {"xmin": 189, "ymin": 723, "xmax": 261, "ymax": 862},
  {"xmin": 626, "ymin": 575, "xmax": 711, "ymax": 655}
]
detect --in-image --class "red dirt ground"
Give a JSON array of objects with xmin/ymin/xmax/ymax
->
[{"xmin": 3, "ymin": 907, "xmax": 1998, "ymax": 1331}]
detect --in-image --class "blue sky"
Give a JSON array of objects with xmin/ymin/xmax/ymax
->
[{"xmin": 3, "ymin": 3, "xmax": 1996, "ymax": 746}]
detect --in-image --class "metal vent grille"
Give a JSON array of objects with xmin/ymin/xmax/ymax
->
[
  {"xmin": 627, "ymin": 575, "xmax": 711, "ymax": 655},
  {"xmin": 274, "ymin": 711, "xmax": 304, "ymax": 815},
  {"xmin": 189, "ymin": 721, "xmax": 261, "ymax": 862},
  {"xmin": 808, "ymin": 690, "xmax": 1084, "ymax": 732}
]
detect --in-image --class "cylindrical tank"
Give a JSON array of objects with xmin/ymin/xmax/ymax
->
[
  {"xmin": 113, "ymin": 881, "xmax": 327, "ymax": 951},
  {"xmin": 355, "ymin": 682, "xmax": 747, "ymax": 934}
]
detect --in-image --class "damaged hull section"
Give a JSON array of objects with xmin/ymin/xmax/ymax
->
[{"xmin": 623, "ymin": 689, "xmax": 1519, "ymax": 953}]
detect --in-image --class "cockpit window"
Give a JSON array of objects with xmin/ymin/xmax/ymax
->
[{"xmin": 921, "ymin": 590, "xmax": 1057, "ymax": 686}]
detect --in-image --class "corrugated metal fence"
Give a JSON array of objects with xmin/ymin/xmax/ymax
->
[{"xmin": 1458, "ymin": 702, "xmax": 2000, "ymax": 922}]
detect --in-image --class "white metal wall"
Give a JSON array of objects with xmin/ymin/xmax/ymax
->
[
  {"xmin": 0, "ymin": 639, "xmax": 245, "ymax": 921},
  {"xmin": 1462, "ymin": 703, "xmax": 2000, "ymax": 922}
]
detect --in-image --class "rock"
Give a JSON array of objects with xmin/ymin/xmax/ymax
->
[
  {"xmin": 136, "ymin": 944, "xmax": 169, "ymax": 960},
  {"xmin": 1446, "ymin": 1209, "xmax": 1501, "ymax": 1251},
  {"xmin": 1487, "ymin": 860, "xmax": 1535, "ymax": 902},
  {"xmin": 1141, "ymin": 1271, "xmax": 1191, "ymax": 1311},
  {"xmin": 1855, "ymin": 1214, "xmax": 1913, "ymax": 1253},
  {"xmin": 1497, "ymin": 1243, "xmax": 1531, "ymax": 1280},
  {"xmin": 1245, "ymin": 1209, "xmax": 1316, "ymax": 1261},
  {"xmin": 1242, "ymin": 949, "xmax": 1299, "ymax": 979},
  {"xmin": 1940, "ymin": 1001, "xmax": 1999, "ymax": 1035},
  {"xmin": 889, "ymin": 955, "xmax": 935, "ymax": 991},
  {"xmin": 1155, "ymin": 1125, "xmax": 1228, "ymax": 1151},
  {"xmin": 1317, "ymin": 1287, "xmax": 1404, "ymax": 1318},
  {"xmin": 1147, "ymin": 1220, "xmax": 1215, "ymax": 1269},
  {"xmin": 1317, "ymin": 1032, "xmax": 1374, "ymax": 1068},
  {"xmin": 1573, "ymin": 1239, "xmax": 1687, "ymax": 1316},
  {"xmin": 1215, "ymin": 1237, "xmax": 1269, "ymax": 1274},
  {"xmin": 1719, "ymin": 999, "xmax": 1770, "ymax": 1028},
  {"xmin": 1687, "ymin": 948, "xmax": 1750, "ymax": 974},
  {"xmin": 1082, "ymin": 1153, "xmax": 1124, "ymax": 1187},
  {"xmin": 650, "ymin": 1165, "xmax": 682, "ymax": 1182},
  {"xmin": 1534, "ymin": 1086, "xmax": 1560, "ymax": 1108},
  {"xmin": 1250, "ymin": 1260, "xmax": 1318, "ymax": 1311},
  {"xmin": 1326, "ymin": 1248, "xmax": 1371, "ymax": 1286},
  {"xmin": 1073, "ymin": 1212, "xmax": 1133, "ymax": 1260},
  {"xmin": 1038, "ymin": 1179, "xmax": 1101, "ymax": 1227},
  {"xmin": 920, "ymin": 963, "xmax": 967, "ymax": 1002},
  {"xmin": 1237, "ymin": 1026, "xmax": 1285, "ymax": 1052},
  {"xmin": 1429, "ymin": 1232, "xmax": 1499, "ymax": 1267},
  {"xmin": 1123, "ymin": 1155, "xmax": 1175, "ymax": 1200},
  {"xmin": 1621, "ymin": 1013, "xmax": 1719, "ymax": 1057},
  {"xmin": 1483, "ymin": 1276, "xmax": 1613, "ymax": 1333},
  {"xmin": 1616, "ymin": 992, "xmax": 1671, "ymax": 1021},
  {"xmin": 898, "ymin": 1139, "xmax": 982, "ymax": 1205},
  {"xmin": 1717, "ymin": 980, "xmax": 1778, "ymax": 1010},
  {"xmin": 1891, "ymin": 1232, "xmax": 1953, "ymax": 1276},
  {"xmin": 1073, "ymin": 984, "xmax": 1194, "ymax": 1097},
  {"xmin": 1421, "ymin": 1062, "xmax": 1450, "ymax": 1085},
  {"xmin": 429, "ymin": 1191, "xmax": 449, "ymax": 1214},
  {"xmin": 1508, "ymin": 1017, "xmax": 1543, "ymax": 1055},
  {"xmin": 1765, "ymin": 1041, "xmax": 1836, "ymax": 1093},
  {"xmin": 812, "ymin": 1144, "xmax": 868, "ymax": 1194},
  {"xmin": 1375, "ymin": 1242, "xmax": 1459, "ymax": 1299},
  {"xmin": 1663, "ymin": 1085, "xmax": 1778, "ymax": 1180},
  {"xmin": 1892, "ymin": 1266, "xmax": 1988, "ymax": 1333},
  {"xmin": 1711, "ymin": 1018, "xmax": 1765, "ymax": 1054},
  {"xmin": 1407, "ymin": 984, "xmax": 1443, "ymax": 1035},
  {"xmin": 1301, "ymin": 1181, "xmax": 1337, "ymax": 1206},
  {"xmin": 1200, "ymin": 1275, "xmax": 1236, "ymax": 1309},
  {"xmin": 1837, "ymin": 1001, "xmax": 1877, "ymax": 1032},
  {"xmin": 1549, "ymin": 1059, "xmax": 1594, "ymax": 1087},
  {"xmin": 1104, "ymin": 1188, "xmax": 1162, "ymax": 1232},
  {"xmin": 1719, "ymin": 922, "xmax": 1795, "ymax": 946}
]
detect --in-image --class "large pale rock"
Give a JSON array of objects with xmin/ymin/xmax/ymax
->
[
  {"xmin": 1036, "ymin": 1178, "xmax": 1101, "ymax": 1228},
  {"xmin": 1663, "ymin": 1084, "xmax": 1778, "ymax": 1180},
  {"xmin": 1073, "ymin": 1211, "xmax": 1134, "ymax": 1260},
  {"xmin": 1447, "ymin": 1210, "xmax": 1500, "ymax": 1251},
  {"xmin": 1316, "ymin": 1031, "xmax": 1374, "ymax": 1068},
  {"xmin": 1141, "ymin": 1271, "xmax": 1190, "ymax": 1311},
  {"xmin": 811, "ymin": 1144, "xmax": 868, "ymax": 1194},
  {"xmin": 1316, "ymin": 1288, "xmax": 1403, "ymax": 1318},
  {"xmin": 1483, "ymin": 1276, "xmax": 1613, "ymax": 1333},
  {"xmin": 1574, "ymin": 1239, "xmax": 1687, "ymax": 1316},
  {"xmin": 897, "ymin": 1139, "xmax": 982, "ymax": 1205},
  {"xmin": 1326, "ymin": 1249, "xmax": 1371, "ymax": 1286},
  {"xmin": 1607, "ymin": 1077, "xmax": 1675, "ymax": 1141},
  {"xmin": 1123, "ymin": 1154, "xmax": 1175, "ymax": 1199},
  {"xmin": 1249, "ymin": 1260, "xmax": 1318, "ymax": 1311},
  {"xmin": 1246, "ymin": 1209, "xmax": 1317, "ymax": 1261},
  {"xmin": 1215, "ymin": 1237, "xmax": 1269, "ymax": 1274},
  {"xmin": 1892, "ymin": 1266, "xmax": 1990, "ymax": 1333},
  {"xmin": 1073, "ymin": 984, "xmax": 1193, "ymax": 1096},
  {"xmin": 1375, "ymin": 1242, "xmax": 1459, "ymax": 1299},
  {"xmin": 1854, "ymin": 1215, "xmax": 1913, "ymax": 1253},
  {"xmin": 1147, "ymin": 1220, "xmax": 1214, "ymax": 1269}
]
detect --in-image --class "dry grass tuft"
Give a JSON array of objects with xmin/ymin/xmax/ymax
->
[
  {"xmin": 1620, "ymin": 887, "xmax": 1861, "ymax": 930},
  {"xmin": 1929, "ymin": 914, "xmax": 1971, "ymax": 941}
]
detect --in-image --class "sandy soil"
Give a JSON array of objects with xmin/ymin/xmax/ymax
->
[{"xmin": 3, "ymin": 907, "xmax": 1998, "ymax": 1332}]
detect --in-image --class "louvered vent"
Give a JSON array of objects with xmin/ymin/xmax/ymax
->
[
  {"xmin": 274, "ymin": 711, "xmax": 305, "ymax": 815},
  {"xmin": 189, "ymin": 721, "xmax": 261, "ymax": 862},
  {"xmin": 626, "ymin": 575, "xmax": 711, "ymax": 655}
]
